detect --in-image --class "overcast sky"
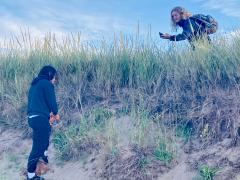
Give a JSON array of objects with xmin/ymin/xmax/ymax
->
[{"xmin": 0, "ymin": 0, "xmax": 240, "ymax": 41}]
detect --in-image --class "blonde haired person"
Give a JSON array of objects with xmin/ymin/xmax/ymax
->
[{"xmin": 160, "ymin": 6, "xmax": 217, "ymax": 48}]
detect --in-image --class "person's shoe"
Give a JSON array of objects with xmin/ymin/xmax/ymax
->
[{"xmin": 26, "ymin": 175, "xmax": 44, "ymax": 180}]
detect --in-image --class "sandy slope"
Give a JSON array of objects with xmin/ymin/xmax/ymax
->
[
  {"xmin": 0, "ymin": 128, "xmax": 95, "ymax": 180},
  {"xmin": 158, "ymin": 153, "xmax": 196, "ymax": 180},
  {"xmin": 0, "ymin": 126, "xmax": 195, "ymax": 180},
  {"xmin": 1, "ymin": 125, "xmax": 240, "ymax": 180}
]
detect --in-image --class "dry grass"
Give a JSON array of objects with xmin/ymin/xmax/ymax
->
[{"xmin": 0, "ymin": 32, "xmax": 240, "ymax": 179}]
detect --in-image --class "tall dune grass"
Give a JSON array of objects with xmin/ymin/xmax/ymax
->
[{"xmin": 0, "ymin": 32, "xmax": 240, "ymax": 143}]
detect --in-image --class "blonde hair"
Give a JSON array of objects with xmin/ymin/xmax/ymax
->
[{"xmin": 171, "ymin": 6, "xmax": 192, "ymax": 31}]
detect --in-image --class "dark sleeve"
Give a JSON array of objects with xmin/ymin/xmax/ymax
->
[
  {"xmin": 43, "ymin": 81, "xmax": 58, "ymax": 115},
  {"xmin": 170, "ymin": 32, "xmax": 188, "ymax": 41}
]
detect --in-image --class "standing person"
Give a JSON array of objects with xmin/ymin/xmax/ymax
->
[
  {"xmin": 27, "ymin": 65, "xmax": 59, "ymax": 180},
  {"xmin": 160, "ymin": 6, "xmax": 218, "ymax": 49}
]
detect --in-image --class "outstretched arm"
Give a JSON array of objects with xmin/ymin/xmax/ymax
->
[
  {"xmin": 169, "ymin": 32, "xmax": 188, "ymax": 41},
  {"xmin": 160, "ymin": 32, "xmax": 188, "ymax": 41}
]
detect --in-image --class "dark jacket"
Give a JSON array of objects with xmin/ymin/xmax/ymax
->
[
  {"xmin": 28, "ymin": 79, "xmax": 58, "ymax": 119},
  {"xmin": 170, "ymin": 15, "xmax": 210, "ymax": 43}
]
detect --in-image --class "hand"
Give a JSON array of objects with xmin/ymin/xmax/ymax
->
[
  {"xmin": 49, "ymin": 113, "xmax": 60, "ymax": 125},
  {"xmin": 53, "ymin": 114, "xmax": 60, "ymax": 120},
  {"xmin": 160, "ymin": 33, "xmax": 171, "ymax": 39}
]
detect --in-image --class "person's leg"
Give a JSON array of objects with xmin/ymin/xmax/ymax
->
[
  {"xmin": 207, "ymin": 35, "xmax": 211, "ymax": 44},
  {"xmin": 27, "ymin": 126, "xmax": 41, "ymax": 173},
  {"xmin": 45, "ymin": 125, "xmax": 51, "ymax": 151},
  {"xmin": 42, "ymin": 125, "xmax": 51, "ymax": 164},
  {"xmin": 27, "ymin": 117, "xmax": 50, "ymax": 177}
]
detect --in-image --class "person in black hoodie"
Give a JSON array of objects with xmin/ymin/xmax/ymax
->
[
  {"xmin": 27, "ymin": 65, "xmax": 58, "ymax": 180},
  {"xmin": 160, "ymin": 6, "xmax": 217, "ymax": 49}
]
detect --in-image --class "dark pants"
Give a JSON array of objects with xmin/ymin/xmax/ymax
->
[{"xmin": 27, "ymin": 116, "xmax": 51, "ymax": 173}]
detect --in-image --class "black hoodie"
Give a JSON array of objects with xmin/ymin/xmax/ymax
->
[{"xmin": 27, "ymin": 77, "xmax": 58, "ymax": 119}]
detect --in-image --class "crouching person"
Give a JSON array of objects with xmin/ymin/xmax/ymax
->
[
  {"xmin": 27, "ymin": 65, "xmax": 59, "ymax": 180},
  {"xmin": 160, "ymin": 6, "xmax": 218, "ymax": 49}
]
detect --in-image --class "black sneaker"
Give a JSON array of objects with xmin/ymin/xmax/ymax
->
[{"xmin": 27, "ymin": 175, "xmax": 44, "ymax": 180}]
